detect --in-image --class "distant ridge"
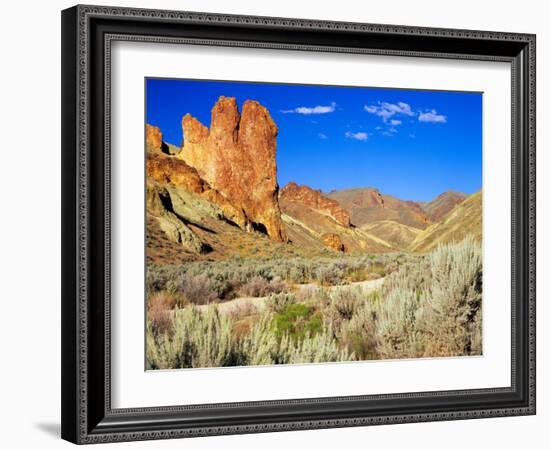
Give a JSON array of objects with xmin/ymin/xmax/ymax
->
[
  {"xmin": 326, "ymin": 187, "xmax": 430, "ymax": 229},
  {"xmin": 408, "ymin": 191, "xmax": 482, "ymax": 252},
  {"xmin": 420, "ymin": 190, "xmax": 467, "ymax": 222}
]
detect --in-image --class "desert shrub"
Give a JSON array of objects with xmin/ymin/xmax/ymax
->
[
  {"xmin": 322, "ymin": 286, "xmax": 364, "ymax": 334},
  {"xmin": 374, "ymin": 286, "xmax": 423, "ymax": 359},
  {"xmin": 147, "ymin": 291, "xmax": 177, "ymax": 311},
  {"xmin": 367, "ymin": 262, "xmax": 387, "ymax": 278},
  {"xmin": 145, "ymin": 252, "xmax": 412, "ymax": 296},
  {"xmin": 166, "ymin": 273, "xmax": 219, "ymax": 305},
  {"xmin": 272, "ymin": 304, "xmax": 322, "ymax": 340},
  {"xmin": 340, "ymin": 303, "xmax": 378, "ymax": 359},
  {"xmin": 265, "ymin": 292, "xmax": 297, "ymax": 314},
  {"xmin": 146, "ymin": 266, "xmax": 171, "ymax": 293},
  {"xmin": 416, "ymin": 236, "xmax": 482, "ymax": 356},
  {"xmin": 329, "ymin": 287, "xmax": 362, "ymax": 319},
  {"xmin": 384, "ymin": 261, "xmax": 400, "ymax": 275},
  {"xmin": 237, "ymin": 315, "xmax": 288, "ymax": 365},
  {"xmin": 347, "ymin": 267, "xmax": 371, "ymax": 282},
  {"xmin": 374, "ymin": 236, "xmax": 482, "ymax": 359},
  {"xmin": 239, "ymin": 316, "xmax": 353, "ymax": 365},
  {"xmin": 287, "ymin": 329, "xmax": 355, "ymax": 364},
  {"xmin": 295, "ymin": 285, "xmax": 331, "ymax": 307},
  {"xmin": 237, "ymin": 276, "xmax": 287, "ymax": 298},
  {"xmin": 146, "ymin": 292, "xmax": 175, "ymax": 334},
  {"xmin": 146, "ymin": 306, "xmax": 238, "ymax": 369},
  {"xmin": 147, "ymin": 304, "xmax": 354, "ymax": 369},
  {"xmin": 227, "ymin": 302, "xmax": 260, "ymax": 321},
  {"xmin": 315, "ymin": 264, "xmax": 345, "ymax": 286}
]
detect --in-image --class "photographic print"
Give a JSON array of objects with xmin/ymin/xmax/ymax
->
[{"xmin": 145, "ymin": 78, "xmax": 482, "ymax": 370}]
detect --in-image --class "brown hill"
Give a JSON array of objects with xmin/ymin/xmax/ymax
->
[
  {"xmin": 280, "ymin": 199, "xmax": 394, "ymax": 253},
  {"xmin": 420, "ymin": 190, "xmax": 467, "ymax": 222},
  {"xmin": 361, "ymin": 220, "xmax": 422, "ymax": 249},
  {"xmin": 327, "ymin": 188, "xmax": 430, "ymax": 229},
  {"xmin": 408, "ymin": 191, "xmax": 482, "ymax": 252},
  {"xmin": 280, "ymin": 182, "xmax": 350, "ymax": 227}
]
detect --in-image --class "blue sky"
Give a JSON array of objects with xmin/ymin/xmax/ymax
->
[{"xmin": 146, "ymin": 78, "xmax": 482, "ymax": 202}]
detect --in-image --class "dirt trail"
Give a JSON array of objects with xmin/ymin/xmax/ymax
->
[{"xmin": 198, "ymin": 277, "xmax": 385, "ymax": 315}]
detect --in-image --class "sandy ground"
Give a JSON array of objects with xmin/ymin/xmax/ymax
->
[{"xmin": 198, "ymin": 277, "xmax": 386, "ymax": 315}]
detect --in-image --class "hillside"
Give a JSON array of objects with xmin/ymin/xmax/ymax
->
[
  {"xmin": 408, "ymin": 191, "xmax": 482, "ymax": 252},
  {"xmin": 361, "ymin": 220, "xmax": 422, "ymax": 249},
  {"xmin": 280, "ymin": 198, "xmax": 394, "ymax": 253},
  {"xmin": 326, "ymin": 188, "xmax": 430, "ymax": 229},
  {"xmin": 420, "ymin": 190, "xmax": 467, "ymax": 222}
]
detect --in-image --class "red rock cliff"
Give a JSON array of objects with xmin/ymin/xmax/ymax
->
[
  {"xmin": 280, "ymin": 182, "xmax": 351, "ymax": 227},
  {"xmin": 179, "ymin": 96, "xmax": 287, "ymax": 242}
]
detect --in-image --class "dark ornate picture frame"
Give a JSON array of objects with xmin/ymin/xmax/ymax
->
[{"xmin": 61, "ymin": 4, "xmax": 536, "ymax": 444}]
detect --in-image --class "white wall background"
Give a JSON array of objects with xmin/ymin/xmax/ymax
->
[{"xmin": 0, "ymin": 0, "xmax": 545, "ymax": 448}]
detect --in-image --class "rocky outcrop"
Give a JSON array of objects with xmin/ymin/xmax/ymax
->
[
  {"xmin": 146, "ymin": 184, "xmax": 206, "ymax": 254},
  {"xmin": 322, "ymin": 233, "xmax": 345, "ymax": 252},
  {"xmin": 146, "ymin": 150, "xmax": 247, "ymax": 228},
  {"xmin": 146, "ymin": 124, "xmax": 165, "ymax": 153},
  {"xmin": 179, "ymin": 96, "xmax": 287, "ymax": 242},
  {"xmin": 280, "ymin": 182, "xmax": 351, "ymax": 227}
]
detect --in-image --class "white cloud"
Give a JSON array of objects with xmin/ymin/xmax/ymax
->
[
  {"xmin": 318, "ymin": 133, "xmax": 328, "ymax": 139},
  {"xmin": 364, "ymin": 101, "xmax": 414, "ymax": 122},
  {"xmin": 366, "ymin": 101, "xmax": 447, "ymax": 126},
  {"xmin": 364, "ymin": 105, "xmax": 378, "ymax": 114},
  {"xmin": 282, "ymin": 102, "xmax": 336, "ymax": 115},
  {"xmin": 345, "ymin": 131, "xmax": 368, "ymax": 141},
  {"xmin": 418, "ymin": 109, "xmax": 447, "ymax": 123},
  {"xmin": 381, "ymin": 127, "xmax": 398, "ymax": 137}
]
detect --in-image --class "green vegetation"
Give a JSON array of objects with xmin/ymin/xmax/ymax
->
[
  {"xmin": 272, "ymin": 303, "xmax": 323, "ymax": 340},
  {"xmin": 146, "ymin": 237, "xmax": 482, "ymax": 368}
]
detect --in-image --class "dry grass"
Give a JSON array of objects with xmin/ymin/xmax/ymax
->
[{"xmin": 147, "ymin": 292, "xmax": 177, "ymax": 334}]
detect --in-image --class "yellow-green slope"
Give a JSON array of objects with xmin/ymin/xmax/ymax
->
[{"xmin": 408, "ymin": 191, "xmax": 482, "ymax": 253}]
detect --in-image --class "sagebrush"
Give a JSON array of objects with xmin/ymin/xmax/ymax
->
[{"xmin": 146, "ymin": 237, "xmax": 482, "ymax": 368}]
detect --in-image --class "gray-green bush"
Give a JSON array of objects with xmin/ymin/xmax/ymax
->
[
  {"xmin": 146, "ymin": 304, "xmax": 353, "ymax": 369},
  {"xmin": 146, "ymin": 237, "xmax": 482, "ymax": 368},
  {"xmin": 345, "ymin": 236, "xmax": 482, "ymax": 359},
  {"xmin": 146, "ymin": 253, "xmax": 410, "ymax": 297}
]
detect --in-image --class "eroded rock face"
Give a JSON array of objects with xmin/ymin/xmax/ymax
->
[
  {"xmin": 146, "ymin": 124, "xmax": 164, "ymax": 153},
  {"xmin": 322, "ymin": 233, "xmax": 345, "ymax": 252},
  {"xmin": 280, "ymin": 182, "xmax": 351, "ymax": 227},
  {"xmin": 146, "ymin": 183, "xmax": 206, "ymax": 254},
  {"xmin": 147, "ymin": 150, "xmax": 247, "ymax": 228},
  {"xmin": 179, "ymin": 96, "xmax": 287, "ymax": 242}
]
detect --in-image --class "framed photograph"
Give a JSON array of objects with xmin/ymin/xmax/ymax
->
[{"xmin": 61, "ymin": 4, "xmax": 536, "ymax": 444}]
